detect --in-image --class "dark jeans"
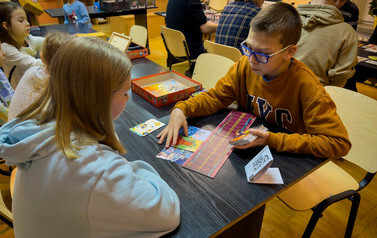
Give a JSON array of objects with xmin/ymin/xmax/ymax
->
[{"xmin": 344, "ymin": 65, "xmax": 377, "ymax": 91}]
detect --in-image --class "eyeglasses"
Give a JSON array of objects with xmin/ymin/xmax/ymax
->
[{"xmin": 240, "ymin": 40, "xmax": 291, "ymax": 64}]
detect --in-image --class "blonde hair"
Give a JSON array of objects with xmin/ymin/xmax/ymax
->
[
  {"xmin": 17, "ymin": 37, "xmax": 132, "ymax": 158},
  {"xmin": 32, "ymin": 32, "xmax": 75, "ymax": 93}
]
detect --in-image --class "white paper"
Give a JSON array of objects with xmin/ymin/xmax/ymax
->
[
  {"xmin": 251, "ymin": 168, "xmax": 284, "ymax": 184},
  {"xmin": 245, "ymin": 146, "xmax": 273, "ymax": 182}
]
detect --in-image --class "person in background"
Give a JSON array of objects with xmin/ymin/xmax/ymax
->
[
  {"xmin": 157, "ymin": 2, "xmax": 351, "ymax": 159},
  {"xmin": 0, "ymin": 42, "xmax": 14, "ymax": 126},
  {"xmin": 8, "ymin": 32, "xmax": 75, "ymax": 120},
  {"xmin": 63, "ymin": 0, "xmax": 92, "ymax": 27},
  {"xmin": 0, "ymin": 37, "xmax": 180, "ymax": 237},
  {"xmin": 0, "ymin": 1, "xmax": 44, "ymax": 88},
  {"xmin": 294, "ymin": 0, "xmax": 358, "ymax": 87},
  {"xmin": 215, "ymin": 0, "xmax": 264, "ymax": 52},
  {"xmin": 165, "ymin": 0, "xmax": 218, "ymax": 75},
  {"xmin": 338, "ymin": 0, "xmax": 359, "ymax": 30}
]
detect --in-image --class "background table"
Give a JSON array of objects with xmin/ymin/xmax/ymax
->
[
  {"xmin": 114, "ymin": 59, "xmax": 327, "ymax": 237},
  {"xmin": 44, "ymin": 6, "xmax": 155, "ymax": 49},
  {"xmin": 30, "ymin": 23, "xmax": 96, "ymax": 37}
]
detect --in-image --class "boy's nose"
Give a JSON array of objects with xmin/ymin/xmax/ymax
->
[{"xmin": 249, "ymin": 53, "xmax": 259, "ymax": 64}]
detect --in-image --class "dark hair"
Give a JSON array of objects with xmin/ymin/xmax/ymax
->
[
  {"xmin": 250, "ymin": 2, "xmax": 302, "ymax": 46},
  {"xmin": 0, "ymin": 1, "xmax": 25, "ymax": 48}
]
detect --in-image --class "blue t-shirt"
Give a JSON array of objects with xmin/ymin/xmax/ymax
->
[{"xmin": 63, "ymin": 0, "xmax": 92, "ymax": 27}]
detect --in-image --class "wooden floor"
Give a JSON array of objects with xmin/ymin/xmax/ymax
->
[{"xmin": 1, "ymin": 23, "xmax": 376, "ymax": 237}]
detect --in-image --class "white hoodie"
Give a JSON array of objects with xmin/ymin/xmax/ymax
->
[{"xmin": 0, "ymin": 119, "xmax": 180, "ymax": 238}]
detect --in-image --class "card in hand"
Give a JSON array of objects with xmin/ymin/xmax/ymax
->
[{"xmin": 229, "ymin": 124, "xmax": 268, "ymax": 146}]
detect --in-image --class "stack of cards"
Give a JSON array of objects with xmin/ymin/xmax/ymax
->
[{"xmin": 229, "ymin": 124, "xmax": 268, "ymax": 146}]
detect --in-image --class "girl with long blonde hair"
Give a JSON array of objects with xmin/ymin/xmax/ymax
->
[{"xmin": 0, "ymin": 37, "xmax": 180, "ymax": 238}]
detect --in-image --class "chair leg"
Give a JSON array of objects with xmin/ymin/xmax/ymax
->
[
  {"xmin": 0, "ymin": 214, "xmax": 13, "ymax": 228},
  {"xmin": 302, "ymin": 207, "xmax": 325, "ymax": 238},
  {"xmin": 345, "ymin": 193, "xmax": 360, "ymax": 238}
]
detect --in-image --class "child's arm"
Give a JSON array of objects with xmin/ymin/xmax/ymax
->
[
  {"xmin": 265, "ymin": 94, "xmax": 351, "ymax": 158},
  {"xmin": 2, "ymin": 43, "xmax": 44, "ymax": 71},
  {"xmin": 77, "ymin": 2, "xmax": 91, "ymax": 24},
  {"xmin": 27, "ymin": 35, "xmax": 45, "ymax": 56},
  {"xmin": 87, "ymin": 158, "xmax": 180, "ymax": 236},
  {"xmin": 63, "ymin": 8, "xmax": 70, "ymax": 24},
  {"xmin": 327, "ymin": 30, "xmax": 359, "ymax": 87},
  {"xmin": 0, "ymin": 104, "xmax": 9, "ymax": 126}
]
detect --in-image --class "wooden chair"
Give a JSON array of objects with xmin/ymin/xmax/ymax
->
[
  {"xmin": 192, "ymin": 53, "xmax": 234, "ymax": 90},
  {"xmin": 204, "ymin": 40, "xmax": 243, "ymax": 63},
  {"xmin": 129, "ymin": 25, "xmax": 148, "ymax": 47},
  {"xmin": 160, "ymin": 25, "xmax": 195, "ymax": 70},
  {"xmin": 278, "ymin": 86, "xmax": 377, "ymax": 238},
  {"xmin": 208, "ymin": 0, "xmax": 228, "ymax": 12},
  {"xmin": 0, "ymin": 188, "xmax": 12, "ymax": 228}
]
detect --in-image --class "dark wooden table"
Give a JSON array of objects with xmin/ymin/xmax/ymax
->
[
  {"xmin": 44, "ymin": 6, "xmax": 155, "ymax": 49},
  {"xmin": 30, "ymin": 23, "xmax": 96, "ymax": 37},
  {"xmin": 114, "ymin": 58, "xmax": 327, "ymax": 237},
  {"xmin": 358, "ymin": 42, "xmax": 377, "ymax": 70}
]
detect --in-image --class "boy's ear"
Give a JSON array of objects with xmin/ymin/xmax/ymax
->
[{"xmin": 284, "ymin": 45, "xmax": 297, "ymax": 60}]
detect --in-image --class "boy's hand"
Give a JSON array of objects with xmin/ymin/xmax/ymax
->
[
  {"xmin": 234, "ymin": 129, "xmax": 269, "ymax": 150},
  {"xmin": 157, "ymin": 108, "xmax": 188, "ymax": 148}
]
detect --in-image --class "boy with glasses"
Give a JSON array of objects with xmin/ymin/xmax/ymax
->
[{"xmin": 157, "ymin": 2, "xmax": 351, "ymax": 159}]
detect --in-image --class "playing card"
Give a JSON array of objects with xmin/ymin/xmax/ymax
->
[{"xmin": 130, "ymin": 119, "xmax": 165, "ymax": 136}]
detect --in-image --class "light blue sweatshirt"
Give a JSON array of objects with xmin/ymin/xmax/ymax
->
[
  {"xmin": 63, "ymin": 0, "xmax": 92, "ymax": 27},
  {"xmin": 0, "ymin": 119, "xmax": 180, "ymax": 238}
]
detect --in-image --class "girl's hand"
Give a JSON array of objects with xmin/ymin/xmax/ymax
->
[
  {"xmin": 234, "ymin": 129, "xmax": 269, "ymax": 150},
  {"xmin": 157, "ymin": 108, "xmax": 188, "ymax": 148}
]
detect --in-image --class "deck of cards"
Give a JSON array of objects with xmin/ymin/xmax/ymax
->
[{"xmin": 229, "ymin": 124, "xmax": 268, "ymax": 146}]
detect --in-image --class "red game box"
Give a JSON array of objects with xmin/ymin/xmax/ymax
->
[
  {"xmin": 131, "ymin": 71, "xmax": 202, "ymax": 107},
  {"xmin": 127, "ymin": 42, "xmax": 148, "ymax": 59}
]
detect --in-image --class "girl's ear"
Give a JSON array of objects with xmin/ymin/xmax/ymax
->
[
  {"xmin": 2, "ymin": 22, "xmax": 9, "ymax": 31},
  {"xmin": 284, "ymin": 45, "xmax": 297, "ymax": 61},
  {"xmin": 40, "ymin": 51, "xmax": 46, "ymax": 65}
]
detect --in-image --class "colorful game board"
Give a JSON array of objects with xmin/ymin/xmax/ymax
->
[
  {"xmin": 157, "ymin": 147, "xmax": 193, "ymax": 165},
  {"xmin": 183, "ymin": 111, "xmax": 257, "ymax": 178},
  {"xmin": 142, "ymin": 79, "xmax": 188, "ymax": 97}
]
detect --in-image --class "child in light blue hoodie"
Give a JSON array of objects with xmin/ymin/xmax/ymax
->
[{"xmin": 0, "ymin": 37, "xmax": 180, "ymax": 238}]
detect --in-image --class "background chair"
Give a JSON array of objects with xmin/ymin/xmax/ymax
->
[
  {"xmin": 208, "ymin": 0, "xmax": 228, "ymax": 12},
  {"xmin": 278, "ymin": 86, "xmax": 377, "ymax": 238},
  {"xmin": 160, "ymin": 25, "xmax": 195, "ymax": 71},
  {"xmin": 0, "ymin": 188, "xmax": 12, "ymax": 228},
  {"xmin": 129, "ymin": 25, "xmax": 148, "ymax": 47},
  {"xmin": 192, "ymin": 53, "xmax": 234, "ymax": 90},
  {"xmin": 204, "ymin": 40, "xmax": 243, "ymax": 63}
]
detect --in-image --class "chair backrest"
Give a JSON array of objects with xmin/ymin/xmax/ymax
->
[
  {"xmin": 129, "ymin": 25, "xmax": 148, "ymax": 47},
  {"xmin": 324, "ymin": 86, "xmax": 377, "ymax": 173},
  {"xmin": 160, "ymin": 25, "xmax": 190, "ymax": 58},
  {"xmin": 108, "ymin": 32, "xmax": 132, "ymax": 52},
  {"xmin": 204, "ymin": 40, "xmax": 242, "ymax": 63},
  {"xmin": 193, "ymin": 53, "xmax": 234, "ymax": 90},
  {"xmin": 208, "ymin": 0, "xmax": 227, "ymax": 11},
  {"xmin": 0, "ymin": 188, "xmax": 12, "ymax": 227}
]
